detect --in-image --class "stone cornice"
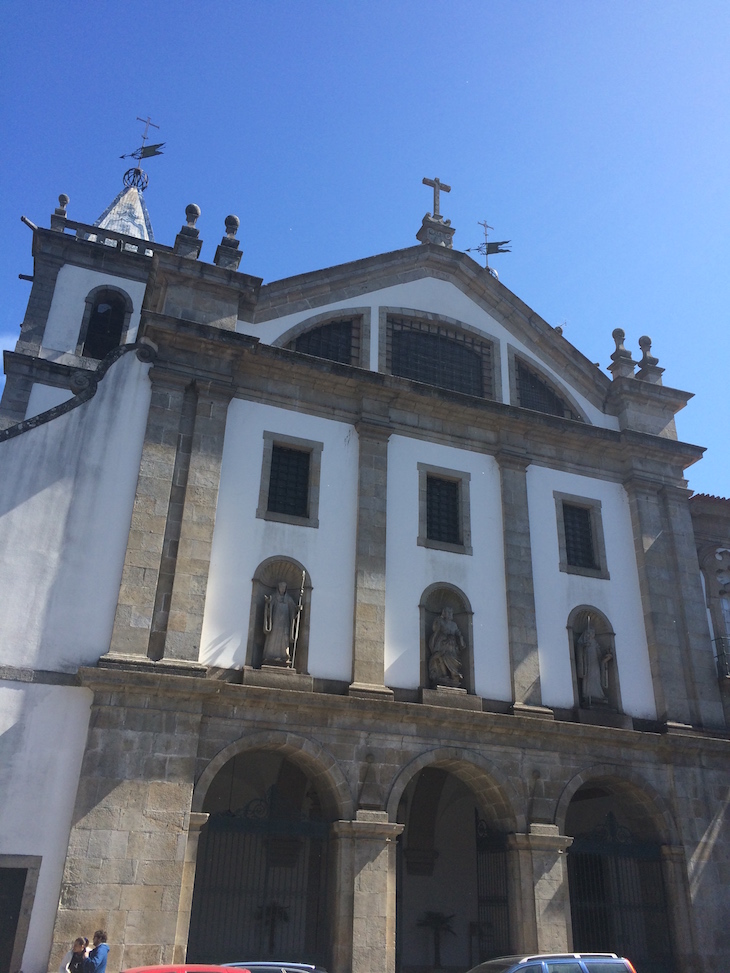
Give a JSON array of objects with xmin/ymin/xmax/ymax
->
[
  {"xmin": 75, "ymin": 663, "xmax": 730, "ymax": 759},
  {"xmin": 141, "ymin": 313, "xmax": 703, "ymax": 484}
]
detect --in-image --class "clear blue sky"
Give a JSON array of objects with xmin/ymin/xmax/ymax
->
[{"xmin": 2, "ymin": 1, "xmax": 728, "ymax": 495}]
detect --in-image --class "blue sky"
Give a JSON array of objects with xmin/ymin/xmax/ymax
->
[{"xmin": 2, "ymin": 1, "xmax": 728, "ymax": 494}]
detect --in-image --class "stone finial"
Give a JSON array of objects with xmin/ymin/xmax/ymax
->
[
  {"xmin": 174, "ymin": 203, "xmax": 203, "ymax": 259},
  {"xmin": 214, "ymin": 214, "xmax": 243, "ymax": 271},
  {"xmin": 51, "ymin": 193, "xmax": 70, "ymax": 231},
  {"xmin": 636, "ymin": 334, "xmax": 664, "ymax": 385},
  {"xmin": 608, "ymin": 328, "xmax": 636, "ymax": 380}
]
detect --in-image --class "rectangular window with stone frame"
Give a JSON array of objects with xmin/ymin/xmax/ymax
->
[
  {"xmin": 418, "ymin": 463, "xmax": 473, "ymax": 555},
  {"xmin": 257, "ymin": 432, "xmax": 323, "ymax": 529},
  {"xmin": 554, "ymin": 492, "xmax": 610, "ymax": 580}
]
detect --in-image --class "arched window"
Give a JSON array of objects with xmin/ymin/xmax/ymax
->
[
  {"xmin": 386, "ymin": 315, "xmax": 495, "ymax": 398},
  {"xmin": 78, "ymin": 288, "xmax": 132, "ymax": 360},
  {"xmin": 290, "ymin": 318, "xmax": 357, "ymax": 365},
  {"xmin": 515, "ymin": 357, "xmax": 581, "ymax": 420}
]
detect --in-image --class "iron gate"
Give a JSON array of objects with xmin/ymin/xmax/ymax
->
[
  {"xmin": 474, "ymin": 811, "xmax": 510, "ymax": 962},
  {"xmin": 568, "ymin": 812, "xmax": 674, "ymax": 973},
  {"xmin": 187, "ymin": 788, "xmax": 329, "ymax": 966}
]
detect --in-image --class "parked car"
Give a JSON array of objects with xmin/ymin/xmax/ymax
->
[
  {"xmin": 123, "ymin": 967, "xmax": 251, "ymax": 973},
  {"xmin": 466, "ymin": 954, "xmax": 637, "ymax": 973},
  {"xmin": 224, "ymin": 964, "xmax": 328, "ymax": 973}
]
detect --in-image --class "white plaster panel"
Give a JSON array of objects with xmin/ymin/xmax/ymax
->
[
  {"xmin": 385, "ymin": 435, "xmax": 511, "ymax": 699},
  {"xmin": 0, "ymin": 354, "xmax": 151, "ymax": 669},
  {"xmin": 0, "ymin": 682, "xmax": 91, "ymax": 973},
  {"xmin": 25, "ymin": 383, "xmax": 74, "ymax": 420},
  {"xmin": 242, "ymin": 277, "xmax": 617, "ymax": 429},
  {"xmin": 42, "ymin": 265, "xmax": 146, "ymax": 353},
  {"xmin": 526, "ymin": 465, "xmax": 657, "ymax": 718},
  {"xmin": 200, "ymin": 401, "xmax": 358, "ymax": 681}
]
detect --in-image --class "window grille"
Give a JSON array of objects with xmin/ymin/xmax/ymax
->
[
  {"xmin": 292, "ymin": 319, "xmax": 354, "ymax": 365},
  {"xmin": 388, "ymin": 316, "xmax": 493, "ymax": 398},
  {"xmin": 427, "ymin": 477, "xmax": 461, "ymax": 544},
  {"xmin": 516, "ymin": 360, "xmax": 578, "ymax": 419},
  {"xmin": 267, "ymin": 446, "xmax": 310, "ymax": 518},
  {"xmin": 563, "ymin": 504, "xmax": 597, "ymax": 569}
]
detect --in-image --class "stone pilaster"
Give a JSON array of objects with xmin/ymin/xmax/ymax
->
[
  {"xmin": 497, "ymin": 450, "xmax": 545, "ymax": 711},
  {"xmin": 50, "ymin": 668, "xmax": 203, "ymax": 973},
  {"xmin": 163, "ymin": 383, "xmax": 232, "ymax": 662},
  {"xmin": 349, "ymin": 417, "xmax": 394, "ymax": 699},
  {"xmin": 508, "ymin": 825, "xmax": 573, "ymax": 954},
  {"xmin": 661, "ymin": 844, "xmax": 699, "ymax": 973},
  {"xmin": 108, "ymin": 371, "xmax": 189, "ymax": 660},
  {"xmin": 624, "ymin": 475, "xmax": 723, "ymax": 727},
  {"xmin": 331, "ymin": 811, "xmax": 404, "ymax": 973},
  {"xmin": 173, "ymin": 812, "xmax": 209, "ymax": 964}
]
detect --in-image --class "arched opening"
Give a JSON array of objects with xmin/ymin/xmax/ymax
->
[
  {"xmin": 420, "ymin": 584, "xmax": 474, "ymax": 693},
  {"xmin": 79, "ymin": 288, "xmax": 131, "ymax": 359},
  {"xmin": 187, "ymin": 750, "xmax": 333, "ymax": 966},
  {"xmin": 396, "ymin": 766, "xmax": 510, "ymax": 973},
  {"xmin": 565, "ymin": 779, "xmax": 675, "ymax": 973},
  {"xmin": 247, "ymin": 557, "xmax": 312, "ymax": 672}
]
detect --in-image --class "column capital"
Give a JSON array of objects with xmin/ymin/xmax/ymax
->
[
  {"xmin": 332, "ymin": 811, "xmax": 404, "ymax": 842},
  {"xmin": 495, "ymin": 447, "xmax": 532, "ymax": 472},
  {"xmin": 508, "ymin": 825, "xmax": 573, "ymax": 854}
]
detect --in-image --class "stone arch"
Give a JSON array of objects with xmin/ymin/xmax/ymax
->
[
  {"xmin": 420, "ymin": 583, "xmax": 474, "ymax": 692},
  {"xmin": 272, "ymin": 307, "xmax": 371, "ymax": 369},
  {"xmin": 567, "ymin": 605, "xmax": 622, "ymax": 712},
  {"xmin": 77, "ymin": 284, "xmax": 134, "ymax": 359},
  {"xmin": 555, "ymin": 763, "xmax": 679, "ymax": 844},
  {"xmin": 386, "ymin": 746, "xmax": 523, "ymax": 833},
  {"xmin": 246, "ymin": 555, "xmax": 312, "ymax": 671},
  {"xmin": 192, "ymin": 728, "xmax": 354, "ymax": 822}
]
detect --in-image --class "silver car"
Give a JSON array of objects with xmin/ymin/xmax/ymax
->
[{"xmin": 466, "ymin": 954, "xmax": 637, "ymax": 973}]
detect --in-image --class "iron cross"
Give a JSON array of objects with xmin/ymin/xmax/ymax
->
[{"xmin": 422, "ymin": 177, "xmax": 451, "ymax": 218}]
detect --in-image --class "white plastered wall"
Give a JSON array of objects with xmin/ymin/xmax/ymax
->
[
  {"xmin": 200, "ymin": 400, "xmax": 359, "ymax": 681},
  {"xmin": 527, "ymin": 465, "xmax": 657, "ymax": 718},
  {"xmin": 0, "ymin": 682, "xmax": 91, "ymax": 973},
  {"xmin": 42, "ymin": 265, "xmax": 146, "ymax": 355},
  {"xmin": 25, "ymin": 383, "xmax": 74, "ymax": 420},
  {"xmin": 241, "ymin": 277, "xmax": 617, "ymax": 430},
  {"xmin": 385, "ymin": 435, "xmax": 511, "ymax": 699},
  {"xmin": 0, "ymin": 353, "xmax": 151, "ymax": 670}
]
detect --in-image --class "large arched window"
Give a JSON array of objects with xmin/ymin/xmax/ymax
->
[
  {"xmin": 290, "ymin": 318, "xmax": 357, "ymax": 365},
  {"xmin": 386, "ymin": 315, "xmax": 495, "ymax": 398},
  {"xmin": 77, "ymin": 287, "xmax": 132, "ymax": 360}
]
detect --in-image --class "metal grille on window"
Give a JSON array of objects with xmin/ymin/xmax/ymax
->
[
  {"xmin": 268, "ymin": 446, "xmax": 310, "ymax": 518},
  {"xmin": 427, "ymin": 477, "xmax": 461, "ymax": 544},
  {"xmin": 563, "ymin": 503, "xmax": 597, "ymax": 569},
  {"xmin": 293, "ymin": 319, "xmax": 354, "ymax": 365},
  {"xmin": 388, "ymin": 316, "xmax": 492, "ymax": 398},
  {"xmin": 516, "ymin": 360, "xmax": 578, "ymax": 419}
]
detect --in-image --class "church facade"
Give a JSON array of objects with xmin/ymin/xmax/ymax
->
[{"xmin": 0, "ymin": 175, "xmax": 728, "ymax": 973}]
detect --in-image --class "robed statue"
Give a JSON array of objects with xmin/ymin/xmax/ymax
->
[
  {"xmin": 576, "ymin": 621, "xmax": 613, "ymax": 707},
  {"xmin": 263, "ymin": 579, "xmax": 303, "ymax": 667},
  {"xmin": 428, "ymin": 607, "xmax": 465, "ymax": 688}
]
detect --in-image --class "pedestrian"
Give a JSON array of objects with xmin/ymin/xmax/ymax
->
[
  {"xmin": 59, "ymin": 938, "xmax": 88, "ymax": 973},
  {"xmin": 83, "ymin": 931, "xmax": 109, "ymax": 973}
]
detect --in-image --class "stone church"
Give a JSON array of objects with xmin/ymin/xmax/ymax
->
[{"xmin": 0, "ymin": 167, "xmax": 728, "ymax": 973}]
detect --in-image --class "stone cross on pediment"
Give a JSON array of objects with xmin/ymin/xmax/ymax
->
[{"xmin": 422, "ymin": 177, "xmax": 451, "ymax": 219}]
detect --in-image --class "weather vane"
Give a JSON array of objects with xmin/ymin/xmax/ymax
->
[
  {"xmin": 119, "ymin": 116, "xmax": 165, "ymax": 190},
  {"xmin": 466, "ymin": 219, "xmax": 511, "ymax": 274}
]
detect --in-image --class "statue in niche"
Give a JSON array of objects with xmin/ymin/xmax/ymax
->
[
  {"xmin": 263, "ymin": 580, "xmax": 302, "ymax": 667},
  {"xmin": 428, "ymin": 606, "xmax": 465, "ymax": 688},
  {"xmin": 576, "ymin": 621, "xmax": 613, "ymax": 707}
]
